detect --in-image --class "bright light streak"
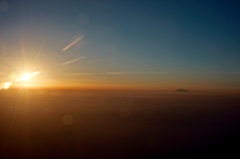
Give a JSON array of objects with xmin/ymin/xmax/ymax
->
[
  {"xmin": 62, "ymin": 35, "xmax": 84, "ymax": 52},
  {"xmin": 62, "ymin": 56, "xmax": 86, "ymax": 66},
  {"xmin": 31, "ymin": 71, "xmax": 40, "ymax": 76},
  {"xmin": 16, "ymin": 71, "xmax": 40, "ymax": 82}
]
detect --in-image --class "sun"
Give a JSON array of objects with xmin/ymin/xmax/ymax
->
[
  {"xmin": 20, "ymin": 73, "xmax": 32, "ymax": 81},
  {"xmin": 1, "ymin": 71, "xmax": 40, "ymax": 90},
  {"xmin": 16, "ymin": 71, "xmax": 40, "ymax": 82}
]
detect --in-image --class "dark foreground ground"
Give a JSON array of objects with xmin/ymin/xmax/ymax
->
[{"xmin": 0, "ymin": 89, "xmax": 240, "ymax": 158}]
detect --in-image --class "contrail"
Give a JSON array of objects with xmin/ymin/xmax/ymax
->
[
  {"xmin": 62, "ymin": 56, "xmax": 86, "ymax": 66},
  {"xmin": 62, "ymin": 35, "xmax": 84, "ymax": 52},
  {"xmin": 106, "ymin": 72, "xmax": 131, "ymax": 75}
]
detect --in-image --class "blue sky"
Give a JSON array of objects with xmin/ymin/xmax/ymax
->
[{"xmin": 0, "ymin": 0, "xmax": 240, "ymax": 89}]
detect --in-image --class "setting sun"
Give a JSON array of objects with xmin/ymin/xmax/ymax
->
[
  {"xmin": 16, "ymin": 71, "xmax": 40, "ymax": 83},
  {"xmin": 20, "ymin": 73, "xmax": 32, "ymax": 81}
]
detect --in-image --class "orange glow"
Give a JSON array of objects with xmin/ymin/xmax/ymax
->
[
  {"xmin": 16, "ymin": 71, "xmax": 40, "ymax": 82},
  {"xmin": 2, "ymin": 82, "xmax": 12, "ymax": 89}
]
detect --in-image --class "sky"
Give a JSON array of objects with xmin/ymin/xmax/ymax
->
[{"xmin": 0, "ymin": 0, "xmax": 240, "ymax": 90}]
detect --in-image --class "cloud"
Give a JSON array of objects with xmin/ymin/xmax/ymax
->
[
  {"xmin": 62, "ymin": 56, "xmax": 86, "ymax": 66},
  {"xmin": 106, "ymin": 72, "xmax": 131, "ymax": 75},
  {"xmin": 139, "ymin": 71, "xmax": 166, "ymax": 74},
  {"xmin": 105, "ymin": 71, "xmax": 166, "ymax": 76},
  {"xmin": 69, "ymin": 72, "xmax": 95, "ymax": 76},
  {"xmin": 62, "ymin": 35, "xmax": 84, "ymax": 52}
]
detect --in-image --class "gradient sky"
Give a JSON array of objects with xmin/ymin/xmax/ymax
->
[{"xmin": 0, "ymin": 0, "xmax": 240, "ymax": 90}]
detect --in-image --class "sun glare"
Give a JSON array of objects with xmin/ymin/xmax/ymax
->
[
  {"xmin": 16, "ymin": 71, "xmax": 40, "ymax": 82},
  {"xmin": 21, "ymin": 73, "xmax": 32, "ymax": 81}
]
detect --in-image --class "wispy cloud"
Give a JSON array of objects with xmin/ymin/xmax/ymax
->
[
  {"xmin": 106, "ymin": 71, "xmax": 166, "ymax": 75},
  {"xmin": 169, "ymin": 71, "xmax": 240, "ymax": 75},
  {"xmin": 106, "ymin": 72, "xmax": 131, "ymax": 75},
  {"xmin": 62, "ymin": 35, "xmax": 84, "ymax": 52},
  {"xmin": 69, "ymin": 72, "xmax": 95, "ymax": 76},
  {"xmin": 139, "ymin": 71, "xmax": 166, "ymax": 74},
  {"xmin": 68, "ymin": 70, "xmax": 240, "ymax": 77},
  {"xmin": 62, "ymin": 56, "xmax": 86, "ymax": 66}
]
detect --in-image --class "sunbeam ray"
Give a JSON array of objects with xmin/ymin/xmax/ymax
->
[
  {"xmin": 34, "ymin": 39, "xmax": 46, "ymax": 61},
  {"xmin": 19, "ymin": 37, "xmax": 27, "ymax": 69}
]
